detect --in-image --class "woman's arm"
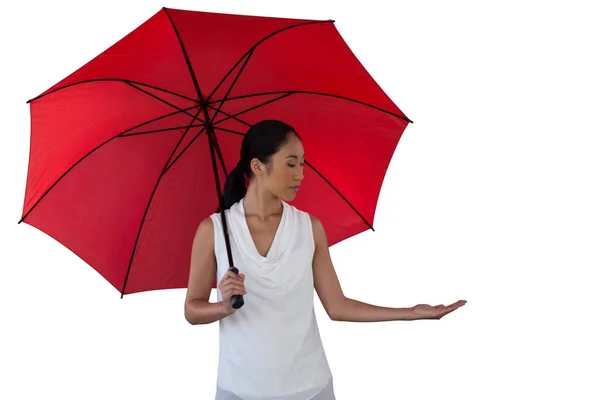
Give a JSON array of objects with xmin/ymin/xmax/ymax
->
[
  {"xmin": 184, "ymin": 217, "xmax": 230, "ymax": 325},
  {"xmin": 311, "ymin": 215, "xmax": 466, "ymax": 322},
  {"xmin": 311, "ymin": 215, "xmax": 416, "ymax": 322}
]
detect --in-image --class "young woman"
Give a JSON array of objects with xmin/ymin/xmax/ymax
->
[{"xmin": 184, "ymin": 120, "xmax": 467, "ymax": 399}]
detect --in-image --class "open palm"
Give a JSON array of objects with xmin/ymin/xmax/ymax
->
[{"xmin": 411, "ymin": 300, "xmax": 467, "ymax": 320}]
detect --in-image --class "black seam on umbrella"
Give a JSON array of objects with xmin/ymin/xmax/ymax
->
[
  {"xmin": 164, "ymin": 126, "xmax": 238, "ymax": 181},
  {"xmin": 213, "ymin": 126, "xmax": 247, "ymax": 136},
  {"xmin": 163, "ymin": 8, "xmax": 205, "ymax": 103},
  {"xmin": 205, "ymin": 19, "xmax": 334, "ymax": 103},
  {"xmin": 209, "ymin": 49, "xmax": 255, "ymax": 125},
  {"xmin": 125, "ymin": 82, "xmax": 205, "ymax": 123},
  {"xmin": 121, "ymin": 123, "xmax": 204, "ymax": 137},
  {"xmin": 213, "ymin": 93, "xmax": 293, "ymax": 125},
  {"xmin": 163, "ymin": 127, "xmax": 206, "ymax": 174},
  {"xmin": 212, "ymin": 122, "xmax": 374, "ymax": 231},
  {"xmin": 209, "ymin": 90, "xmax": 413, "ymax": 124},
  {"xmin": 121, "ymin": 108, "xmax": 204, "ymax": 298},
  {"xmin": 163, "ymin": 7, "xmax": 212, "ymax": 134},
  {"xmin": 18, "ymin": 105, "xmax": 202, "ymax": 224},
  {"xmin": 161, "ymin": 124, "xmax": 231, "ymax": 179},
  {"xmin": 304, "ymin": 160, "xmax": 374, "ymax": 231},
  {"xmin": 207, "ymin": 104, "xmax": 251, "ymax": 127},
  {"xmin": 26, "ymin": 78, "xmax": 198, "ymax": 104}
]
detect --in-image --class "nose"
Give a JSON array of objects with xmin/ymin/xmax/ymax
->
[{"xmin": 295, "ymin": 165, "xmax": 304, "ymax": 182}]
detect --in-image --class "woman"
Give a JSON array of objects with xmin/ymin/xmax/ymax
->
[{"xmin": 185, "ymin": 120, "xmax": 467, "ymax": 399}]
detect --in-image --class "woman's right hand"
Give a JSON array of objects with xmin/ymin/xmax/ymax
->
[{"xmin": 219, "ymin": 269, "xmax": 246, "ymax": 316}]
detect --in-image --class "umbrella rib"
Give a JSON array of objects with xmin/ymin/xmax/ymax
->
[
  {"xmin": 213, "ymin": 126, "xmax": 247, "ymax": 136},
  {"xmin": 125, "ymin": 82, "xmax": 204, "ymax": 122},
  {"xmin": 163, "ymin": 122, "xmax": 235, "ymax": 176},
  {"xmin": 163, "ymin": 7, "xmax": 205, "ymax": 103},
  {"xmin": 209, "ymin": 49, "xmax": 255, "ymax": 124},
  {"xmin": 207, "ymin": 104, "xmax": 251, "ymax": 127},
  {"xmin": 121, "ymin": 109, "xmax": 204, "ymax": 298},
  {"xmin": 205, "ymin": 19, "xmax": 334, "ymax": 103},
  {"xmin": 26, "ymin": 78, "xmax": 198, "ymax": 104},
  {"xmin": 304, "ymin": 160, "xmax": 374, "ymax": 231},
  {"xmin": 130, "ymin": 81, "xmax": 198, "ymax": 104},
  {"xmin": 212, "ymin": 126, "xmax": 374, "ymax": 231},
  {"xmin": 163, "ymin": 127, "xmax": 206, "ymax": 175},
  {"xmin": 18, "ymin": 105, "xmax": 203, "ymax": 224},
  {"xmin": 161, "ymin": 109, "xmax": 250, "ymax": 176},
  {"xmin": 209, "ymin": 90, "xmax": 413, "ymax": 123},
  {"xmin": 121, "ymin": 123, "xmax": 204, "ymax": 137},
  {"xmin": 213, "ymin": 93, "xmax": 293, "ymax": 125}
]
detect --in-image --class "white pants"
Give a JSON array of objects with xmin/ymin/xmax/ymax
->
[{"xmin": 215, "ymin": 376, "xmax": 335, "ymax": 400}]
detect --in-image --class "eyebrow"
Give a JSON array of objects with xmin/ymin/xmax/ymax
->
[{"xmin": 286, "ymin": 154, "xmax": 305, "ymax": 159}]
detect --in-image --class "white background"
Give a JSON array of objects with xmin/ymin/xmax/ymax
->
[{"xmin": 1, "ymin": 0, "xmax": 599, "ymax": 399}]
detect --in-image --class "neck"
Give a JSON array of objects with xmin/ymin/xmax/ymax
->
[{"xmin": 243, "ymin": 181, "xmax": 283, "ymax": 220}]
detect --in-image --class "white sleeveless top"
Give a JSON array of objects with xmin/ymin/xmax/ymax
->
[{"xmin": 210, "ymin": 198, "xmax": 333, "ymax": 400}]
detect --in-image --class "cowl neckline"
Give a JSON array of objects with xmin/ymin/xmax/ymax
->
[{"xmin": 228, "ymin": 197, "xmax": 295, "ymax": 275}]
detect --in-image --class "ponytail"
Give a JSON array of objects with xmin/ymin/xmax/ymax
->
[{"xmin": 221, "ymin": 161, "xmax": 247, "ymax": 211}]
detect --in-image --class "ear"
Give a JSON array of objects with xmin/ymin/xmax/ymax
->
[{"xmin": 250, "ymin": 158, "xmax": 265, "ymax": 176}]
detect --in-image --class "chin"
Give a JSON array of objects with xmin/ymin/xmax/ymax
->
[{"xmin": 281, "ymin": 191, "xmax": 297, "ymax": 202}]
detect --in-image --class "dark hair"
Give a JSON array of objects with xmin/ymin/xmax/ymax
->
[{"xmin": 220, "ymin": 120, "xmax": 300, "ymax": 211}]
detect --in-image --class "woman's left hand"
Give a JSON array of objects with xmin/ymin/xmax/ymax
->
[{"xmin": 411, "ymin": 300, "xmax": 467, "ymax": 320}]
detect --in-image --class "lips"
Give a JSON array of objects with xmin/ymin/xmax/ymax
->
[{"xmin": 290, "ymin": 185, "xmax": 301, "ymax": 190}]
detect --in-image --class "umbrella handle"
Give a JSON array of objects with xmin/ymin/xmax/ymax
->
[{"xmin": 229, "ymin": 266, "xmax": 245, "ymax": 309}]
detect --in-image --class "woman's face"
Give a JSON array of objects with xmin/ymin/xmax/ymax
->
[{"xmin": 253, "ymin": 134, "xmax": 305, "ymax": 201}]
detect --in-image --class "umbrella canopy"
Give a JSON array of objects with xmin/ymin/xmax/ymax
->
[{"xmin": 20, "ymin": 7, "xmax": 412, "ymax": 297}]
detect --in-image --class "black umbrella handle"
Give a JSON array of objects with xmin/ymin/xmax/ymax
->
[{"xmin": 228, "ymin": 266, "xmax": 245, "ymax": 309}]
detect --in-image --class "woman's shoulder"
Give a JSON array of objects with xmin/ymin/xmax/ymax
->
[
  {"xmin": 190, "ymin": 216, "xmax": 216, "ymax": 260},
  {"xmin": 288, "ymin": 204, "xmax": 322, "ymax": 235},
  {"xmin": 208, "ymin": 206, "xmax": 233, "ymax": 226},
  {"xmin": 195, "ymin": 216, "xmax": 215, "ymax": 241},
  {"xmin": 307, "ymin": 213, "xmax": 324, "ymax": 235}
]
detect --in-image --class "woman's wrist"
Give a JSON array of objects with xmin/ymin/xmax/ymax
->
[{"xmin": 219, "ymin": 301, "xmax": 234, "ymax": 318}]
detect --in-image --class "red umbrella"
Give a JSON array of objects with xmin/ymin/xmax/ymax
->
[{"xmin": 19, "ymin": 7, "xmax": 412, "ymax": 298}]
